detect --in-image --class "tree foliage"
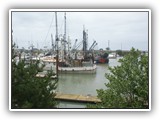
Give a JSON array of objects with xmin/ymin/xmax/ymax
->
[
  {"xmin": 87, "ymin": 48, "xmax": 149, "ymax": 109},
  {"xmin": 11, "ymin": 43, "xmax": 58, "ymax": 109},
  {"xmin": 116, "ymin": 50, "xmax": 130, "ymax": 56}
]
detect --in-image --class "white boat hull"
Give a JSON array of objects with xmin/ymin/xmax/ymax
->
[{"xmin": 58, "ymin": 64, "xmax": 96, "ymax": 74}]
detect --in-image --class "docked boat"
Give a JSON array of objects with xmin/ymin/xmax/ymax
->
[
  {"xmin": 32, "ymin": 12, "xmax": 97, "ymax": 74},
  {"xmin": 108, "ymin": 52, "xmax": 117, "ymax": 59},
  {"xmin": 58, "ymin": 64, "xmax": 96, "ymax": 74},
  {"xmin": 94, "ymin": 52, "xmax": 109, "ymax": 64}
]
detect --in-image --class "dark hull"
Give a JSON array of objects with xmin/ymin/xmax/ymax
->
[{"xmin": 95, "ymin": 58, "xmax": 109, "ymax": 64}]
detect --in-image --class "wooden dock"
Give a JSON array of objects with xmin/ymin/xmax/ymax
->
[{"xmin": 55, "ymin": 93, "xmax": 101, "ymax": 103}]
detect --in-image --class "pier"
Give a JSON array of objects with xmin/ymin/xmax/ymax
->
[{"xmin": 55, "ymin": 93, "xmax": 101, "ymax": 103}]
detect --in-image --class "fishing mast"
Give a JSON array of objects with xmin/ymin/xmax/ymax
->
[
  {"xmin": 51, "ymin": 34, "xmax": 54, "ymax": 52},
  {"xmin": 55, "ymin": 12, "xmax": 59, "ymax": 77},
  {"xmin": 82, "ymin": 26, "xmax": 88, "ymax": 59},
  {"xmin": 63, "ymin": 12, "xmax": 67, "ymax": 60}
]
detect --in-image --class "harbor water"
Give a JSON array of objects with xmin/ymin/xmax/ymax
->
[{"xmin": 56, "ymin": 57, "xmax": 121, "ymax": 108}]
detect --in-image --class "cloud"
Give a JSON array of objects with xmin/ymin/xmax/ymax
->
[{"xmin": 11, "ymin": 11, "xmax": 148, "ymax": 50}]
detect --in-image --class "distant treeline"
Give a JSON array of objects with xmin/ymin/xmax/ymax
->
[{"xmin": 94, "ymin": 49, "xmax": 147, "ymax": 57}]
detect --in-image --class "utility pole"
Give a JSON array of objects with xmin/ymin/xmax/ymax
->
[
  {"xmin": 55, "ymin": 12, "xmax": 59, "ymax": 78},
  {"xmin": 108, "ymin": 40, "xmax": 110, "ymax": 50}
]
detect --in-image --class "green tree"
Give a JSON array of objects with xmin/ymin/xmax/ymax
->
[
  {"xmin": 11, "ymin": 43, "xmax": 58, "ymax": 109},
  {"xmin": 116, "ymin": 50, "xmax": 123, "ymax": 56},
  {"xmin": 87, "ymin": 48, "xmax": 149, "ymax": 109},
  {"xmin": 106, "ymin": 47, "xmax": 110, "ymax": 51}
]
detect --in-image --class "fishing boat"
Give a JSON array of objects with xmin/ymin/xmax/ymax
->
[
  {"xmin": 59, "ymin": 64, "xmax": 96, "ymax": 74},
  {"xmin": 108, "ymin": 52, "xmax": 117, "ymax": 59},
  {"xmin": 57, "ymin": 34, "xmax": 97, "ymax": 74},
  {"xmin": 36, "ymin": 12, "xmax": 97, "ymax": 74},
  {"xmin": 94, "ymin": 52, "xmax": 109, "ymax": 64}
]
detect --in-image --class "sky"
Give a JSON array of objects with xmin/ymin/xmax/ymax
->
[{"xmin": 11, "ymin": 10, "xmax": 149, "ymax": 51}]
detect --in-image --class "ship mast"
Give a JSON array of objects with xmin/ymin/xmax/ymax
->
[
  {"xmin": 55, "ymin": 12, "xmax": 59, "ymax": 77},
  {"xmin": 64, "ymin": 12, "xmax": 67, "ymax": 60},
  {"xmin": 51, "ymin": 34, "xmax": 54, "ymax": 52},
  {"xmin": 82, "ymin": 26, "xmax": 88, "ymax": 59}
]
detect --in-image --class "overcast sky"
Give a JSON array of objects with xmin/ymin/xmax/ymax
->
[{"xmin": 12, "ymin": 11, "xmax": 148, "ymax": 51}]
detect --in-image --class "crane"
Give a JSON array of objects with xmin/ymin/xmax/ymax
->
[
  {"xmin": 92, "ymin": 43, "xmax": 98, "ymax": 50},
  {"xmin": 72, "ymin": 39, "xmax": 78, "ymax": 50},
  {"xmin": 89, "ymin": 40, "xmax": 96, "ymax": 51}
]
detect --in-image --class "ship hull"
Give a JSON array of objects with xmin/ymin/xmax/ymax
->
[
  {"xmin": 95, "ymin": 58, "xmax": 109, "ymax": 64},
  {"xmin": 58, "ymin": 64, "xmax": 96, "ymax": 74}
]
